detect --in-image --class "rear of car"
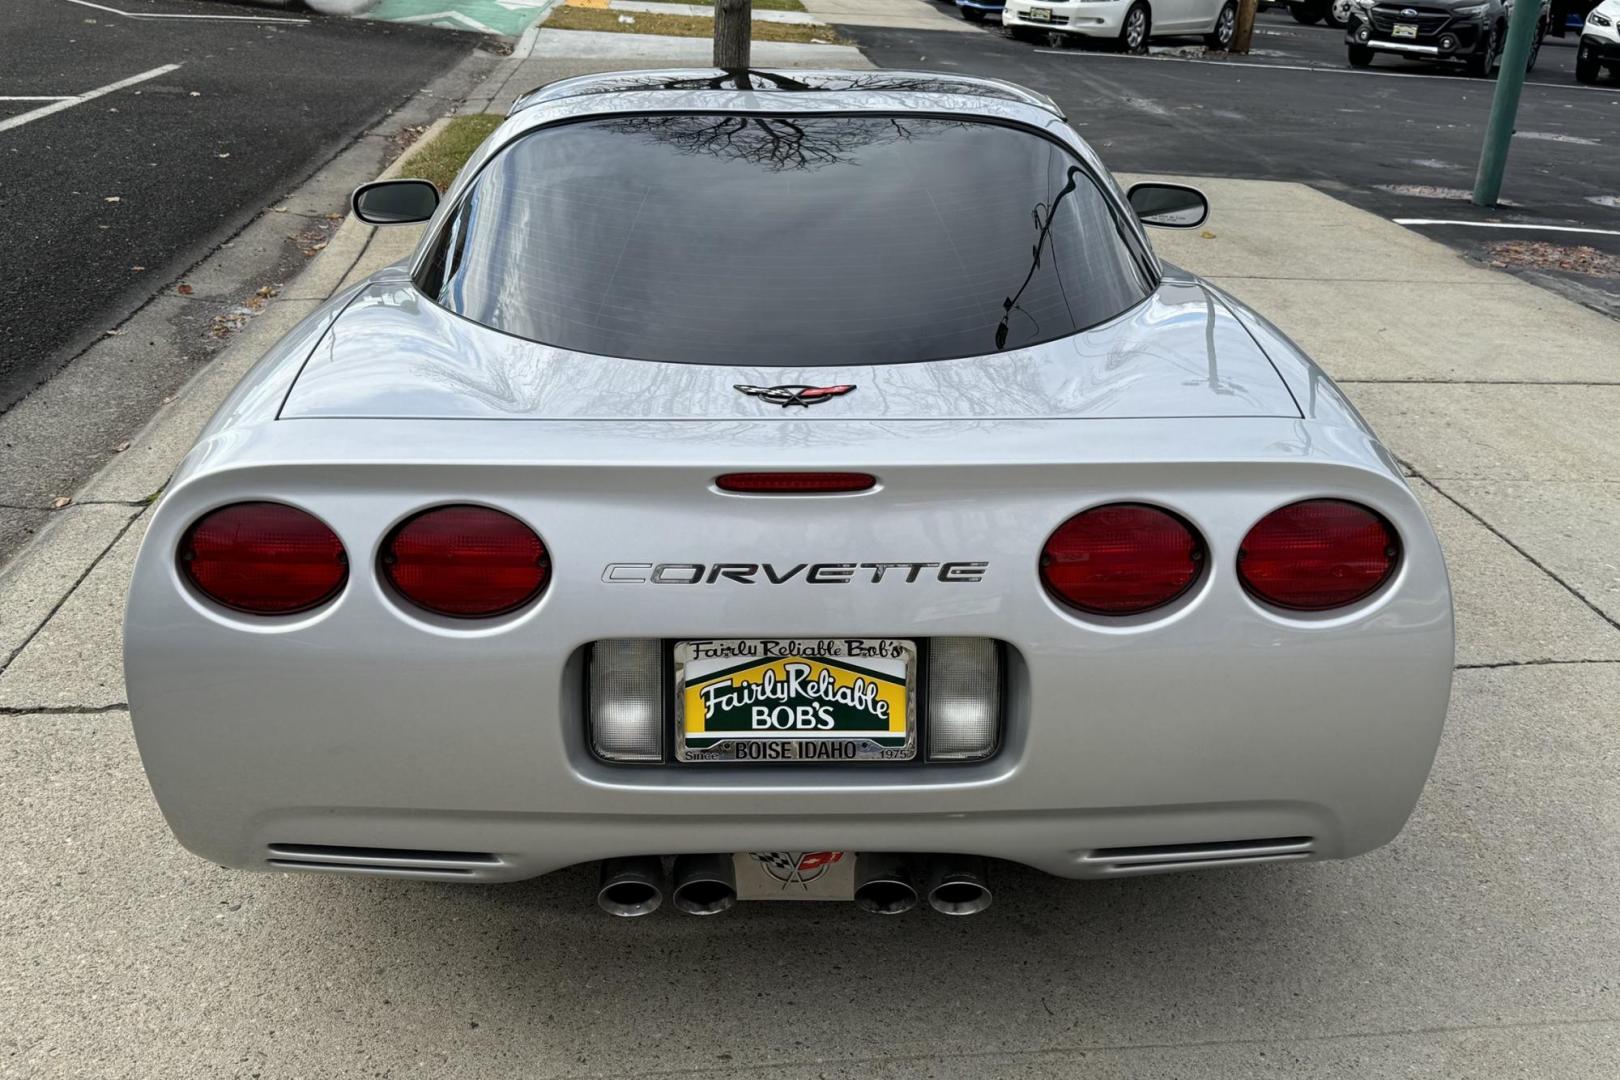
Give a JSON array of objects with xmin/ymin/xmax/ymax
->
[
  {"xmin": 1003, "ymin": 0, "xmax": 1134, "ymax": 42},
  {"xmin": 125, "ymin": 81, "xmax": 1453, "ymax": 912}
]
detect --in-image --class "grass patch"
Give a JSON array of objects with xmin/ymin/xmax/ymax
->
[
  {"xmin": 546, "ymin": 4, "xmax": 843, "ymax": 43},
  {"xmin": 629, "ymin": 0, "xmax": 808, "ymax": 11},
  {"xmin": 398, "ymin": 114, "xmax": 503, "ymax": 192}
]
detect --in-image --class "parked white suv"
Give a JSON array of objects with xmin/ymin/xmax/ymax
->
[{"xmin": 1003, "ymin": 0, "xmax": 1238, "ymax": 50}]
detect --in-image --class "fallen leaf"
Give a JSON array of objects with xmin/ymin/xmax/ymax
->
[
  {"xmin": 52, "ymin": 497, "xmax": 72, "ymax": 510},
  {"xmin": 1200, "ymin": 230, "xmax": 1217, "ymax": 239},
  {"xmin": 189, "ymin": 91, "xmax": 200, "ymax": 97},
  {"xmin": 216, "ymin": 152, "xmax": 231, "ymax": 159},
  {"xmin": 104, "ymin": 196, "xmax": 121, "ymax": 203},
  {"xmin": 104, "ymin": 328, "xmax": 126, "ymax": 336},
  {"xmin": 271, "ymin": 205, "xmax": 289, "ymax": 213},
  {"xmin": 114, "ymin": 440, "xmax": 131, "ymax": 453},
  {"xmin": 131, "ymin": 265, "xmax": 146, "ymax": 272},
  {"xmin": 176, "ymin": 283, "xmax": 194, "ymax": 295}
]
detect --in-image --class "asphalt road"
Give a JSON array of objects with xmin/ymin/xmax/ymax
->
[
  {"xmin": 852, "ymin": 4, "xmax": 1620, "ymax": 314},
  {"xmin": 0, "ymin": 0, "xmax": 476, "ymax": 413}
]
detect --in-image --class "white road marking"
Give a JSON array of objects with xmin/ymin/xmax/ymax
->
[
  {"xmin": 63, "ymin": 0, "xmax": 308, "ymax": 23},
  {"xmin": 0, "ymin": 63, "xmax": 181, "ymax": 134},
  {"xmin": 1394, "ymin": 218, "xmax": 1620, "ymax": 237},
  {"xmin": 1030, "ymin": 48, "xmax": 1620, "ymax": 94}
]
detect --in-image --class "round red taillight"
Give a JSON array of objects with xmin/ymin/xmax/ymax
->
[
  {"xmin": 1238, "ymin": 499, "xmax": 1399, "ymax": 611},
  {"xmin": 382, "ymin": 505, "xmax": 549, "ymax": 618},
  {"xmin": 179, "ymin": 502, "xmax": 347, "ymax": 615},
  {"xmin": 1040, "ymin": 503, "xmax": 1204, "ymax": 615}
]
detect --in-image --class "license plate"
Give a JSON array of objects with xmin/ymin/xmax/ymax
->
[
  {"xmin": 1393, "ymin": 22, "xmax": 1418, "ymax": 37},
  {"xmin": 1028, "ymin": 6, "xmax": 1052, "ymax": 20},
  {"xmin": 674, "ymin": 638, "xmax": 916, "ymax": 763}
]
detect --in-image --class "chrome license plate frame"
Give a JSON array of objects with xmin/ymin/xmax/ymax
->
[{"xmin": 674, "ymin": 638, "xmax": 917, "ymax": 764}]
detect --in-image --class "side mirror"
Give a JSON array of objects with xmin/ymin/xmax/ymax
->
[
  {"xmin": 1126, "ymin": 183, "xmax": 1209, "ymax": 229},
  {"xmin": 352, "ymin": 179, "xmax": 440, "ymax": 225}
]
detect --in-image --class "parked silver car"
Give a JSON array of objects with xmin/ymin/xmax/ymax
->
[{"xmin": 125, "ymin": 70, "xmax": 1454, "ymax": 918}]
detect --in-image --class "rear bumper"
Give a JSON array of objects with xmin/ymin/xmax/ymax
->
[
  {"xmin": 254, "ymin": 807, "xmax": 1337, "ymax": 882},
  {"xmin": 1002, "ymin": 1, "xmax": 1129, "ymax": 36},
  {"xmin": 126, "ymin": 426, "xmax": 1455, "ymax": 884}
]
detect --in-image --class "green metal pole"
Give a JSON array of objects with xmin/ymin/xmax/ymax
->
[{"xmin": 1472, "ymin": 1, "xmax": 1542, "ymax": 206}]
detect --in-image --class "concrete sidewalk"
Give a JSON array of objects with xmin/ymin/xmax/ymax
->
[{"xmin": 2, "ymin": 59, "xmax": 1618, "ymax": 1080}]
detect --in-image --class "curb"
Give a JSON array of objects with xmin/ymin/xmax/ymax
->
[{"xmin": 0, "ymin": 113, "xmax": 472, "ymax": 679}]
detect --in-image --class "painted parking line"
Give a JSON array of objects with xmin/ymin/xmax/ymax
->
[
  {"xmin": 0, "ymin": 64, "xmax": 182, "ymax": 134},
  {"xmin": 63, "ymin": 0, "xmax": 309, "ymax": 23},
  {"xmin": 1394, "ymin": 218, "xmax": 1620, "ymax": 237},
  {"xmin": 1031, "ymin": 48, "xmax": 1620, "ymax": 94}
]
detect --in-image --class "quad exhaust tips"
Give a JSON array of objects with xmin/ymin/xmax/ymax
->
[
  {"xmin": 853, "ymin": 853, "xmax": 919, "ymax": 915},
  {"xmin": 597, "ymin": 856, "xmax": 666, "ymax": 917},
  {"xmin": 924, "ymin": 857, "xmax": 993, "ymax": 916},
  {"xmin": 671, "ymin": 854, "xmax": 738, "ymax": 916},
  {"xmin": 597, "ymin": 854, "xmax": 988, "ymax": 916}
]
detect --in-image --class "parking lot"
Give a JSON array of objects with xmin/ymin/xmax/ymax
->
[{"xmin": 850, "ymin": 4, "xmax": 1620, "ymax": 314}]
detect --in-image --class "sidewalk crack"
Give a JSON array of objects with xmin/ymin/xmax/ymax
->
[
  {"xmin": 1407, "ymin": 462, "xmax": 1620, "ymax": 635},
  {"xmin": 1343, "ymin": 379, "xmax": 1620, "ymax": 386},
  {"xmin": 1457, "ymin": 659, "xmax": 1620, "ymax": 670},
  {"xmin": 0, "ymin": 703, "xmax": 128, "ymax": 716},
  {"xmin": 0, "ymin": 508, "xmax": 145, "ymax": 676}
]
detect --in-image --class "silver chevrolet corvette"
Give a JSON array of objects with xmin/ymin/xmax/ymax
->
[{"xmin": 125, "ymin": 70, "xmax": 1454, "ymax": 917}]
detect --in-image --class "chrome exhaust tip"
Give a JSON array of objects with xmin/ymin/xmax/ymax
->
[
  {"xmin": 671, "ymin": 854, "xmax": 737, "ymax": 916},
  {"xmin": 597, "ymin": 856, "xmax": 665, "ymax": 917},
  {"xmin": 924, "ymin": 857, "xmax": 993, "ymax": 916},
  {"xmin": 853, "ymin": 853, "xmax": 918, "ymax": 915}
]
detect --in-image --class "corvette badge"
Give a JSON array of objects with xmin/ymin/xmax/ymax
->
[{"xmin": 734, "ymin": 383, "xmax": 856, "ymax": 408}]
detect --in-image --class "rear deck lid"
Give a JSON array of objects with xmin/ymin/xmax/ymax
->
[{"xmin": 278, "ymin": 278, "xmax": 1300, "ymax": 422}]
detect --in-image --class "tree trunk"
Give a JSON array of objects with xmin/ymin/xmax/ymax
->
[
  {"xmin": 1231, "ymin": 0, "xmax": 1259, "ymax": 53},
  {"xmin": 714, "ymin": 0, "xmax": 753, "ymax": 69}
]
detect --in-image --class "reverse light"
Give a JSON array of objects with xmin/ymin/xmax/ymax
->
[
  {"xmin": 382, "ymin": 505, "xmax": 549, "ymax": 618},
  {"xmin": 716, "ymin": 472, "xmax": 876, "ymax": 494},
  {"xmin": 179, "ymin": 502, "xmax": 348, "ymax": 615},
  {"xmin": 1238, "ymin": 499, "xmax": 1399, "ymax": 611},
  {"xmin": 1040, "ymin": 504, "xmax": 1204, "ymax": 615},
  {"xmin": 589, "ymin": 639, "xmax": 664, "ymax": 762},
  {"xmin": 927, "ymin": 638, "xmax": 1001, "ymax": 761}
]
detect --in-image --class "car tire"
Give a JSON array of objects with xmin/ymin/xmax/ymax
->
[
  {"xmin": 1574, "ymin": 40, "xmax": 1601, "ymax": 83},
  {"xmin": 1118, "ymin": 0, "xmax": 1151, "ymax": 52},
  {"xmin": 1524, "ymin": 19, "xmax": 1544, "ymax": 72},
  {"xmin": 1206, "ymin": 0, "xmax": 1237, "ymax": 48},
  {"xmin": 1466, "ymin": 22, "xmax": 1499, "ymax": 77},
  {"xmin": 1347, "ymin": 43, "xmax": 1374, "ymax": 66},
  {"xmin": 1289, "ymin": 3, "xmax": 1323, "ymax": 25},
  {"xmin": 960, "ymin": 5, "xmax": 985, "ymax": 19}
]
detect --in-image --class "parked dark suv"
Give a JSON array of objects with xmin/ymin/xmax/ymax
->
[{"xmin": 1345, "ymin": 0, "xmax": 1549, "ymax": 75}]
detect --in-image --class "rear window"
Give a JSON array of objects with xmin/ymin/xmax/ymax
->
[{"xmin": 418, "ymin": 113, "xmax": 1155, "ymax": 366}]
